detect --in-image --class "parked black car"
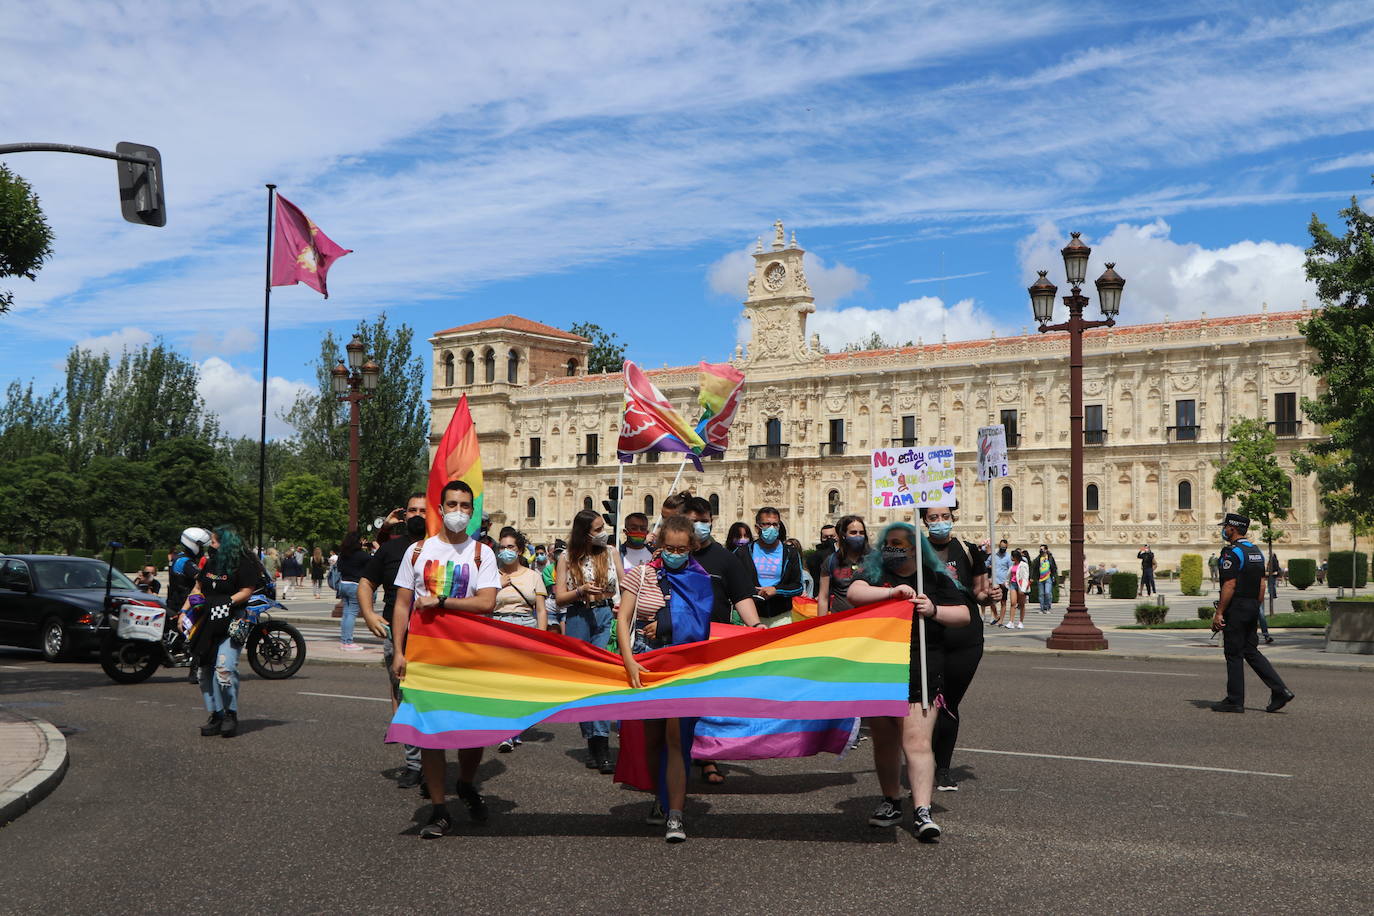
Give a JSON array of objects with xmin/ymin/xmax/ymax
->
[{"xmin": 0, "ymin": 555, "xmax": 165, "ymax": 661}]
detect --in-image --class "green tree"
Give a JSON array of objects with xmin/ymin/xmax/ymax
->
[
  {"xmin": 104, "ymin": 341, "xmax": 219, "ymax": 459},
  {"xmin": 1213, "ymin": 418, "xmax": 1291, "ymax": 610},
  {"xmin": 146, "ymin": 438, "xmax": 255, "ymax": 546},
  {"xmin": 274, "ymin": 473, "xmax": 347, "ymax": 547},
  {"xmin": 0, "ymin": 454, "xmax": 82, "ymax": 552},
  {"xmin": 0, "ymin": 165, "xmax": 54, "ymax": 314},
  {"xmin": 83, "ymin": 456, "xmax": 162, "ymax": 548},
  {"xmin": 568, "ymin": 321, "xmax": 625, "ymax": 373},
  {"xmin": 1298, "ymin": 185, "xmax": 1374, "ymax": 527},
  {"xmin": 286, "ymin": 313, "xmax": 429, "ymax": 523},
  {"xmin": 0, "ymin": 380, "xmax": 63, "ymax": 460}
]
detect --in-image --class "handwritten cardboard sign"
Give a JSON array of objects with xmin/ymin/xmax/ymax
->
[{"xmin": 870, "ymin": 444, "xmax": 957, "ymax": 509}]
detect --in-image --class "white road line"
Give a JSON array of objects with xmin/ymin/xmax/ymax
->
[
  {"xmin": 1031, "ymin": 666, "xmax": 1199, "ymax": 677},
  {"xmin": 961, "ymin": 747, "xmax": 1291, "ymax": 778},
  {"xmin": 0, "ymin": 664, "xmax": 28, "ymax": 669},
  {"xmin": 298, "ymin": 691, "xmax": 389, "ymax": 703}
]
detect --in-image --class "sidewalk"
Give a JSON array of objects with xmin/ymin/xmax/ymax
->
[{"xmin": 0, "ymin": 707, "xmax": 69, "ymax": 827}]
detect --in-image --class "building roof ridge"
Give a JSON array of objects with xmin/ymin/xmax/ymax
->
[{"xmin": 434, "ymin": 314, "xmax": 587, "ymax": 341}]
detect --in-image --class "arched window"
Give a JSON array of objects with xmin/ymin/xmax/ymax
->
[
  {"xmin": 828, "ymin": 489, "xmax": 841, "ymax": 516},
  {"xmin": 644, "ymin": 495, "xmax": 655, "ymax": 517},
  {"xmin": 442, "ymin": 352, "xmax": 455, "ymax": 387},
  {"xmin": 583, "ymin": 496, "xmax": 593, "ymax": 511},
  {"xmin": 483, "ymin": 348, "xmax": 496, "ymax": 384},
  {"xmin": 1000, "ymin": 485, "xmax": 1014, "ymax": 513},
  {"xmin": 526, "ymin": 497, "xmax": 536, "ymax": 519},
  {"xmin": 507, "ymin": 349, "xmax": 519, "ymax": 384},
  {"xmin": 566, "ymin": 358, "xmax": 578, "ymax": 377},
  {"xmin": 708, "ymin": 493, "xmax": 720, "ymax": 516},
  {"xmin": 1085, "ymin": 483, "xmax": 1099, "ymax": 512},
  {"xmin": 1178, "ymin": 480, "xmax": 1193, "ymax": 511},
  {"xmin": 463, "ymin": 350, "xmax": 475, "ymax": 385}
]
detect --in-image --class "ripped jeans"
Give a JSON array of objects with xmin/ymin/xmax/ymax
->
[{"xmin": 198, "ymin": 635, "xmax": 241, "ymax": 715}]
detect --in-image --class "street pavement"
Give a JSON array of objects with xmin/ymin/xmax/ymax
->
[{"xmin": 1, "ymin": 636, "xmax": 1371, "ymax": 915}]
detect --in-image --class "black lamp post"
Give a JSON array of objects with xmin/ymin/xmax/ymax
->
[
  {"xmin": 1029, "ymin": 232, "xmax": 1124, "ymax": 650},
  {"xmin": 332, "ymin": 335, "xmax": 381, "ymax": 533}
]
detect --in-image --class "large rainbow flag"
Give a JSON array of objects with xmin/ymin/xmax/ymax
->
[
  {"xmin": 425, "ymin": 393, "xmax": 483, "ymax": 538},
  {"xmin": 387, "ymin": 601, "xmax": 913, "ymax": 750}
]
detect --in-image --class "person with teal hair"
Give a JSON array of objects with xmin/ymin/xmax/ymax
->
[
  {"xmin": 846, "ymin": 520, "xmax": 975, "ymax": 841},
  {"xmin": 189, "ymin": 525, "xmax": 261, "ymax": 738}
]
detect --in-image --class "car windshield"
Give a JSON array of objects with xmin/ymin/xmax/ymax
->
[{"xmin": 32, "ymin": 559, "xmax": 136, "ymax": 591}]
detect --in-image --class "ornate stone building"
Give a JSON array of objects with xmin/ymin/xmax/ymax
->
[{"xmin": 429, "ymin": 221, "xmax": 1332, "ymax": 568}]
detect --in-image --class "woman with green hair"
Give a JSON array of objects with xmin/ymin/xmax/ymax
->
[
  {"xmin": 188, "ymin": 525, "xmax": 261, "ymax": 738},
  {"xmin": 847, "ymin": 520, "xmax": 974, "ymax": 841}
]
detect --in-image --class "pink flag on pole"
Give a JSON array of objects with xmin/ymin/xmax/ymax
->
[{"xmin": 270, "ymin": 195, "xmax": 351, "ymax": 298}]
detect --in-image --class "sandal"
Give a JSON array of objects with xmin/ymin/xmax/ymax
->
[{"xmin": 700, "ymin": 762, "xmax": 726, "ymax": 785}]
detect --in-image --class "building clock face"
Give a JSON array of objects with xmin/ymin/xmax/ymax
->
[{"xmin": 764, "ymin": 262, "xmax": 786, "ymax": 291}]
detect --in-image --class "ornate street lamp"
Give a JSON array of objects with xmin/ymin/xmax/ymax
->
[
  {"xmin": 336, "ymin": 342, "xmax": 383, "ymax": 532},
  {"xmin": 1029, "ymin": 233, "xmax": 1125, "ymax": 651}
]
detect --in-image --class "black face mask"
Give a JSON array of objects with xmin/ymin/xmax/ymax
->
[{"xmin": 405, "ymin": 515, "xmax": 427, "ymax": 538}]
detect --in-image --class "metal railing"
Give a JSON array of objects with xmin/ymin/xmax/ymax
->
[
  {"xmin": 1167, "ymin": 424, "xmax": 1200, "ymax": 442},
  {"xmin": 819, "ymin": 441, "xmax": 847, "ymax": 457},
  {"xmin": 748, "ymin": 443, "xmax": 790, "ymax": 460},
  {"xmin": 1084, "ymin": 429, "xmax": 1108, "ymax": 445},
  {"xmin": 890, "ymin": 437, "xmax": 917, "ymax": 448},
  {"xmin": 575, "ymin": 452, "xmax": 599, "ymax": 467},
  {"xmin": 518, "ymin": 455, "xmax": 541, "ymax": 469},
  {"xmin": 1267, "ymin": 420, "xmax": 1302, "ymax": 437}
]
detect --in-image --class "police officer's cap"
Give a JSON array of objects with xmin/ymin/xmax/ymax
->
[{"xmin": 1221, "ymin": 512, "xmax": 1250, "ymax": 533}]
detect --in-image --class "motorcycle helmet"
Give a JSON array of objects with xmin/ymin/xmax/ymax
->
[{"xmin": 181, "ymin": 526, "xmax": 212, "ymax": 555}]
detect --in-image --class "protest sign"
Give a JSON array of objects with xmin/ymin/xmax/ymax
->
[
  {"xmin": 976, "ymin": 425, "xmax": 1009, "ymax": 480},
  {"xmin": 870, "ymin": 444, "xmax": 957, "ymax": 510}
]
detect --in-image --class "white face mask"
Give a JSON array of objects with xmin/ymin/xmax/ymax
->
[
  {"xmin": 591, "ymin": 530, "xmax": 610, "ymax": 546},
  {"xmin": 443, "ymin": 510, "xmax": 471, "ymax": 533}
]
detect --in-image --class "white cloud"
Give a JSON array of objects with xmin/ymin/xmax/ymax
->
[
  {"xmin": 1311, "ymin": 151, "xmax": 1374, "ymax": 174},
  {"xmin": 197, "ymin": 357, "xmax": 310, "ymax": 440},
  {"xmin": 809, "ymin": 296, "xmax": 998, "ymax": 350},
  {"xmin": 74, "ymin": 326, "xmax": 153, "ymax": 356},
  {"xmin": 190, "ymin": 326, "xmax": 259, "ymax": 358},
  {"xmin": 1016, "ymin": 219, "xmax": 1316, "ymax": 323},
  {"xmin": 707, "ymin": 248, "xmax": 754, "ymax": 299},
  {"xmin": 708, "ymin": 245, "xmax": 867, "ymax": 307}
]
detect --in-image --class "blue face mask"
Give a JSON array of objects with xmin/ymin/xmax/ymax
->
[
  {"xmin": 759, "ymin": 525, "xmax": 779, "ymax": 545},
  {"xmin": 692, "ymin": 521, "xmax": 712, "ymax": 541},
  {"xmin": 928, "ymin": 521, "xmax": 953, "ymax": 541},
  {"xmin": 844, "ymin": 534, "xmax": 866, "ymax": 551},
  {"xmin": 662, "ymin": 551, "xmax": 689, "ymax": 570},
  {"xmin": 497, "ymin": 548, "xmax": 518, "ymax": 565}
]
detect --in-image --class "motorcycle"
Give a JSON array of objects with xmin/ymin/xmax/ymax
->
[{"xmin": 100, "ymin": 593, "xmax": 307, "ymax": 684}]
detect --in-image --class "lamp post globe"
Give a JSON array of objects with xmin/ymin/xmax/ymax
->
[
  {"xmin": 330, "ymin": 361, "xmax": 349, "ymax": 395},
  {"xmin": 361, "ymin": 358, "xmax": 381, "ymax": 391},
  {"xmin": 345, "ymin": 334, "xmax": 366, "ymax": 371},
  {"xmin": 1028, "ymin": 270, "xmax": 1058, "ymax": 325},
  {"xmin": 1095, "ymin": 262, "xmax": 1125, "ymax": 318},
  {"xmin": 1060, "ymin": 231, "xmax": 1091, "ymax": 286}
]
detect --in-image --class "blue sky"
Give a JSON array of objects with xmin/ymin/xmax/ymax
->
[{"xmin": 3, "ymin": 1, "xmax": 1374, "ymax": 437}]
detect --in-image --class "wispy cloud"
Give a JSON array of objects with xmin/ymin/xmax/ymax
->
[
  {"xmin": 1311, "ymin": 151, "xmax": 1374, "ymax": 174},
  {"xmin": 907, "ymin": 271, "xmax": 989, "ymax": 285}
]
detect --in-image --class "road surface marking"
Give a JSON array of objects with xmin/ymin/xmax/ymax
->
[
  {"xmin": 298, "ymin": 691, "xmax": 389, "ymax": 703},
  {"xmin": 0, "ymin": 664, "xmax": 27, "ymax": 669},
  {"xmin": 962, "ymin": 747, "xmax": 1291, "ymax": 778},
  {"xmin": 1032, "ymin": 666, "xmax": 1199, "ymax": 677}
]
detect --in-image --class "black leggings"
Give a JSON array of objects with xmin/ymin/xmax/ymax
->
[{"xmin": 932, "ymin": 641, "xmax": 984, "ymax": 771}]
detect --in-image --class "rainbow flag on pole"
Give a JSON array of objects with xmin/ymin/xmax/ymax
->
[
  {"xmin": 387, "ymin": 602, "xmax": 912, "ymax": 750},
  {"xmin": 425, "ymin": 393, "xmax": 483, "ymax": 538},
  {"xmin": 695, "ymin": 361, "xmax": 745, "ymax": 456}
]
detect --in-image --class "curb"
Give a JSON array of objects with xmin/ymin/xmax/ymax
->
[
  {"xmin": 0, "ymin": 710, "xmax": 70, "ymax": 828},
  {"xmin": 981, "ymin": 644, "xmax": 1374, "ymax": 672}
]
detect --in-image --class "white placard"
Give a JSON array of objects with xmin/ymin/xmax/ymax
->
[
  {"xmin": 870, "ymin": 444, "xmax": 957, "ymax": 509},
  {"xmin": 977, "ymin": 425, "xmax": 1010, "ymax": 480}
]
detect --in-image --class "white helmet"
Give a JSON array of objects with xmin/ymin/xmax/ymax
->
[{"xmin": 181, "ymin": 527, "xmax": 212, "ymax": 554}]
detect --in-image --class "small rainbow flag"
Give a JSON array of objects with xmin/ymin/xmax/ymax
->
[
  {"xmin": 695, "ymin": 361, "xmax": 745, "ymax": 456},
  {"xmin": 387, "ymin": 601, "xmax": 913, "ymax": 750},
  {"xmin": 425, "ymin": 393, "xmax": 483, "ymax": 538}
]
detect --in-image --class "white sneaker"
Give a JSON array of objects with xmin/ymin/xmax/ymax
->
[
  {"xmin": 1003, "ymin": 622, "xmax": 1015, "ymax": 629},
  {"xmin": 1015, "ymin": 621, "xmax": 1025, "ymax": 629},
  {"xmin": 664, "ymin": 813, "xmax": 687, "ymax": 843}
]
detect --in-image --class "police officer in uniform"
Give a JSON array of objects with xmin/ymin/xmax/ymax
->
[{"xmin": 1211, "ymin": 513, "xmax": 1295, "ymax": 714}]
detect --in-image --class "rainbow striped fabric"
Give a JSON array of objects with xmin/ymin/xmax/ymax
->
[
  {"xmin": 387, "ymin": 601, "xmax": 913, "ymax": 750},
  {"xmin": 425, "ymin": 393, "xmax": 484, "ymax": 538}
]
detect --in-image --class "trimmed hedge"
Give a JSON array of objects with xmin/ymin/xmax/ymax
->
[
  {"xmin": 1291, "ymin": 597, "xmax": 1329, "ymax": 614},
  {"xmin": 1134, "ymin": 601, "xmax": 1167, "ymax": 625},
  {"xmin": 1179, "ymin": 554, "xmax": 1203, "ymax": 596},
  {"xmin": 1328, "ymin": 551, "xmax": 1369, "ymax": 589},
  {"xmin": 1288, "ymin": 558, "xmax": 1316, "ymax": 590},
  {"xmin": 1110, "ymin": 571, "xmax": 1139, "ymax": 598},
  {"xmin": 1197, "ymin": 606, "xmax": 1216, "ymax": 620}
]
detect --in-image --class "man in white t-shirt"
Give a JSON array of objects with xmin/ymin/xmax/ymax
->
[
  {"xmin": 391, "ymin": 479, "xmax": 499, "ymax": 839},
  {"xmin": 619, "ymin": 512, "xmax": 654, "ymax": 571}
]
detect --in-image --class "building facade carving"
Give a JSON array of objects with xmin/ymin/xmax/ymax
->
[{"xmin": 429, "ymin": 223, "xmax": 1332, "ymax": 569}]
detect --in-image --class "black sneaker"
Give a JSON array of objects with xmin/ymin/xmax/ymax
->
[
  {"xmin": 1211, "ymin": 700, "xmax": 1245, "ymax": 714},
  {"xmin": 868, "ymin": 797, "xmax": 903, "ymax": 827},
  {"xmin": 645, "ymin": 800, "xmax": 666, "ymax": 826},
  {"xmin": 498, "ymin": 739, "xmax": 515, "ymax": 753},
  {"xmin": 664, "ymin": 813, "xmax": 687, "ymax": 843},
  {"xmin": 419, "ymin": 807, "xmax": 451, "ymax": 839},
  {"xmin": 914, "ymin": 805, "xmax": 942, "ymax": 841},
  {"xmin": 199, "ymin": 713, "xmax": 223, "ymax": 737},
  {"xmin": 220, "ymin": 711, "xmax": 238, "ymax": 738},
  {"xmin": 935, "ymin": 768, "xmax": 958, "ymax": 792},
  {"xmin": 397, "ymin": 768, "xmax": 422, "ymax": 790},
  {"xmin": 455, "ymin": 780, "xmax": 489, "ymax": 823},
  {"xmin": 1266, "ymin": 689, "xmax": 1295, "ymax": 713}
]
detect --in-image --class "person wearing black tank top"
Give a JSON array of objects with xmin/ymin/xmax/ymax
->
[{"xmin": 847, "ymin": 522, "xmax": 974, "ymax": 841}]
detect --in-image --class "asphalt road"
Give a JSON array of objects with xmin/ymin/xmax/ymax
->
[{"xmin": 1, "ymin": 647, "xmax": 1371, "ymax": 916}]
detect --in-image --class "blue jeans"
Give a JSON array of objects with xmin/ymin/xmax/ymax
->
[
  {"xmin": 564, "ymin": 604, "xmax": 613, "ymax": 738},
  {"xmin": 1039, "ymin": 583, "xmax": 1053, "ymax": 613},
  {"xmin": 338, "ymin": 580, "xmax": 360, "ymax": 644},
  {"xmin": 198, "ymin": 635, "xmax": 240, "ymax": 715}
]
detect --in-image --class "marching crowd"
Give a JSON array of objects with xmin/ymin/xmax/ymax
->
[{"xmin": 348, "ymin": 481, "xmax": 1062, "ymax": 844}]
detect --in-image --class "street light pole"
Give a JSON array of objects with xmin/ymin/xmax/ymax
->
[
  {"xmin": 333, "ymin": 337, "xmax": 381, "ymax": 534},
  {"xmin": 1029, "ymin": 233, "xmax": 1124, "ymax": 651}
]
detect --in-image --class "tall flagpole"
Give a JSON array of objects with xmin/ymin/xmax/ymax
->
[{"xmin": 257, "ymin": 183, "xmax": 277, "ymax": 556}]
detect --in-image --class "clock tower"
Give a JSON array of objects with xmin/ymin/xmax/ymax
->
[{"xmin": 740, "ymin": 220, "xmax": 822, "ymax": 368}]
